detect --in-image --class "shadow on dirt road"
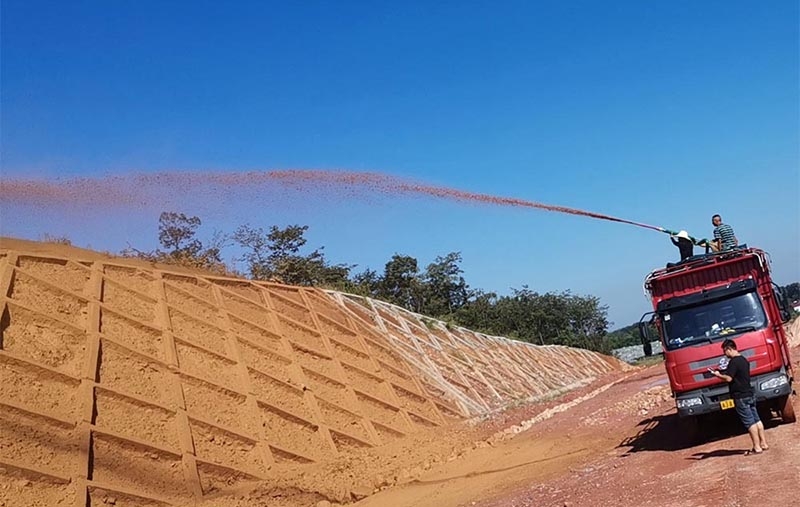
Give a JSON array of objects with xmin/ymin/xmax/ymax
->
[
  {"xmin": 617, "ymin": 409, "xmax": 781, "ymax": 454},
  {"xmin": 617, "ymin": 414, "xmax": 696, "ymax": 453},
  {"xmin": 686, "ymin": 448, "xmax": 749, "ymax": 459}
]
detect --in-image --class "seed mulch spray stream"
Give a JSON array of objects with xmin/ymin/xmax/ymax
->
[{"xmin": 1, "ymin": 169, "xmax": 703, "ymax": 243}]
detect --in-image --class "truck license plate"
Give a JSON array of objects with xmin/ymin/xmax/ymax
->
[{"xmin": 720, "ymin": 399, "xmax": 735, "ymax": 410}]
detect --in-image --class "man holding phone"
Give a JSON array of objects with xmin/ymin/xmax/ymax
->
[{"xmin": 709, "ymin": 339, "xmax": 769, "ymax": 455}]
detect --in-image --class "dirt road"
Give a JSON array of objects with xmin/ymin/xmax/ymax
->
[{"xmin": 352, "ymin": 355, "xmax": 800, "ymax": 507}]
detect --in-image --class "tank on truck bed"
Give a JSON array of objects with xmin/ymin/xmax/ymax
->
[{"xmin": 639, "ymin": 247, "xmax": 796, "ymax": 424}]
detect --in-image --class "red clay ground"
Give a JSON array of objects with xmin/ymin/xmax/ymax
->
[
  {"xmin": 192, "ymin": 350, "xmax": 798, "ymax": 507},
  {"xmin": 348, "ymin": 348, "xmax": 800, "ymax": 507}
]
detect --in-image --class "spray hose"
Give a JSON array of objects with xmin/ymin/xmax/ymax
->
[{"xmin": 659, "ymin": 228, "xmax": 712, "ymax": 248}]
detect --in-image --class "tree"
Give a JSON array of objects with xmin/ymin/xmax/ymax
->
[
  {"xmin": 348, "ymin": 268, "xmax": 382, "ymax": 297},
  {"xmin": 563, "ymin": 293, "xmax": 609, "ymax": 351},
  {"xmin": 122, "ymin": 212, "xmax": 228, "ymax": 273},
  {"xmin": 421, "ymin": 252, "xmax": 470, "ymax": 317},
  {"xmin": 378, "ymin": 254, "xmax": 423, "ymax": 311},
  {"xmin": 451, "ymin": 287, "xmax": 611, "ymax": 352},
  {"xmin": 157, "ymin": 212, "xmax": 226, "ymax": 270},
  {"xmin": 453, "ymin": 290, "xmax": 498, "ymax": 332},
  {"xmin": 158, "ymin": 212, "xmax": 202, "ymax": 257},
  {"xmin": 605, "ymin": 323, "xmax": 644, "ymax": 350},
  {"xmin": 231, "ymin": 224, "xmax": 274, "ymax": 280},
  {"xmin": 782, "ymin": 282, "xmax": 800, "ymax": 303},
  {"xmin": 233, "ymin": 224, "xmax": 351, "ymax": 286}
]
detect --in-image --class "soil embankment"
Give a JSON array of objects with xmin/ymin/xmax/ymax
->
[{"xmin": 0, "ymin": 238, "xmax": 628, "ymax": 507}]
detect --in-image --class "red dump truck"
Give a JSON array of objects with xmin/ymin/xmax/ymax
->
[{"xmin": 639, "ymin": 247, "xmax": 796, "ymax": 424}]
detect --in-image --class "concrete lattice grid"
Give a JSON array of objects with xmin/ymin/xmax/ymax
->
[{"xmin": 0, "ymin": 249, "xmax": 624, "ymax": 506}]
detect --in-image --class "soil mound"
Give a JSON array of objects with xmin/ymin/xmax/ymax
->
[{"xmin": 0, "ymin": 239, "xmax": 626, "ymax": 506}]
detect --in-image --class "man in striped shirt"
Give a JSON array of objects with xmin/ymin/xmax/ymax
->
[{"xmin": 712, "ymin": 214, "xmax": 738, "ymax": 251}]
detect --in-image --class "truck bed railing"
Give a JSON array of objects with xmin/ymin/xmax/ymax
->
[{"xmin": 643, "ymin": 247, "xmax": 769, "ymax": 298}]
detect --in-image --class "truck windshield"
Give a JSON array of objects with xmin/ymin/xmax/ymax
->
[{"xmin": 661, "ymin": 291, "xmax": 767, "ymax": 350}]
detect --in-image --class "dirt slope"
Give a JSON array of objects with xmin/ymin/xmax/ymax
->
[
  {"xmin": 787, "ymin": 317, "xmax": 800, "ymax": 348},
  {"xmin": 0, "ymin": 239, "xmax": 626, "ymax": 507}
]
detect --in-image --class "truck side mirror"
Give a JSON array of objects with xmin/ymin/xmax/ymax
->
[
  {"xmin": 772, "ymin": 283, "xmax": 792, "ymax": 324},
  {"xmin": 638, "ymin": 321, "xmax": 649, "ymax": 341},
  {"xmin": 639, "ymin": 312, "xmax": 655, "ymax": 357},
  {"xmin": 642, "ymin": 339, "xmax": 653, "ymax": 357}
]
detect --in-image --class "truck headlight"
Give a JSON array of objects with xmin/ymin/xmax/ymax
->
[
  {"xmin": 677, "ymin": 397, "xmax": 703, "ymax": 408},
  {"xmin": 759, "ymin": 376, "xmax": 788, "ymax": 390}
]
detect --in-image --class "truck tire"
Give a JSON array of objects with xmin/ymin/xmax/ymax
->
[
  {"xmin": 757, "ymin": 404, "xmax": 773, "ymax": 425},
  {"xmin": 779, "ymin": 394, "xmax": 796, "ymax": 423}
]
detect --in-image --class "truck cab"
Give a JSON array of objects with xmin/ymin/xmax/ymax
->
[{"xmin": 640, "ymin": 247, "xmax": 795, "ymax": 423}]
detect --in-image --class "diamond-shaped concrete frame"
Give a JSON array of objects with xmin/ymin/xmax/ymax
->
[{"xmin": 0, "ymin": 249, "xmax": 624, "ymax": 506}]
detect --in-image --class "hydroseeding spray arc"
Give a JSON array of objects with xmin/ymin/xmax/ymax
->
[{"xmin": 0, "ymin": 169, "xmax": 702, "ymax": 241}]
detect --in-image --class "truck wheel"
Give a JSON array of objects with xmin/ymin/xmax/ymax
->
[
  {"xmin": 756, "ymin": 403, "xmax": 773, "ymax": 425},
  {"xmin": 779, "ymin": 394, "xmax": 796, "ymax": 423}
]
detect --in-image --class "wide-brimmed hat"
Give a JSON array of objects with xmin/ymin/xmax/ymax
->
[{"xmin": 676, "ymin": 230, "xmax": 690, "ymax": 240}]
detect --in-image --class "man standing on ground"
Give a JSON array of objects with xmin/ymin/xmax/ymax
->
[
  {"xmin": 710, "ymin": 339, "xmax": 769, "ymax": 455},
  {"xmin": 712, "ymin": 214, "xmax": 738, "ymax": 251}
]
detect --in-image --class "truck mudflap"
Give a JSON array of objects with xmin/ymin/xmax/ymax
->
[{"xmin": 675, "ymin": 369, "xmax": 793, "ymax": 418}]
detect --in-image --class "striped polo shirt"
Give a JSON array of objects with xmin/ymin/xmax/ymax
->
[{"xmin": 713, "ymin": 223, "xmax": 736, "ymax": 250}]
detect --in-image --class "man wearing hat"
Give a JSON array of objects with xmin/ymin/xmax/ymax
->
[{"xmin": 670, "ymin": 230, "xmax": 694, "ymax": 261}]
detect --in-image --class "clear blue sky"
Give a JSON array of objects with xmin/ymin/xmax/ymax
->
[{"xmin": 2, "ymin": 1, "xmax": 798, "ymax": 328}]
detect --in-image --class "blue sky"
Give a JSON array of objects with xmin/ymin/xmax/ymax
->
[{"xmin": 1, "ymin": 1, "xmax": 798, "ymax": 328}]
